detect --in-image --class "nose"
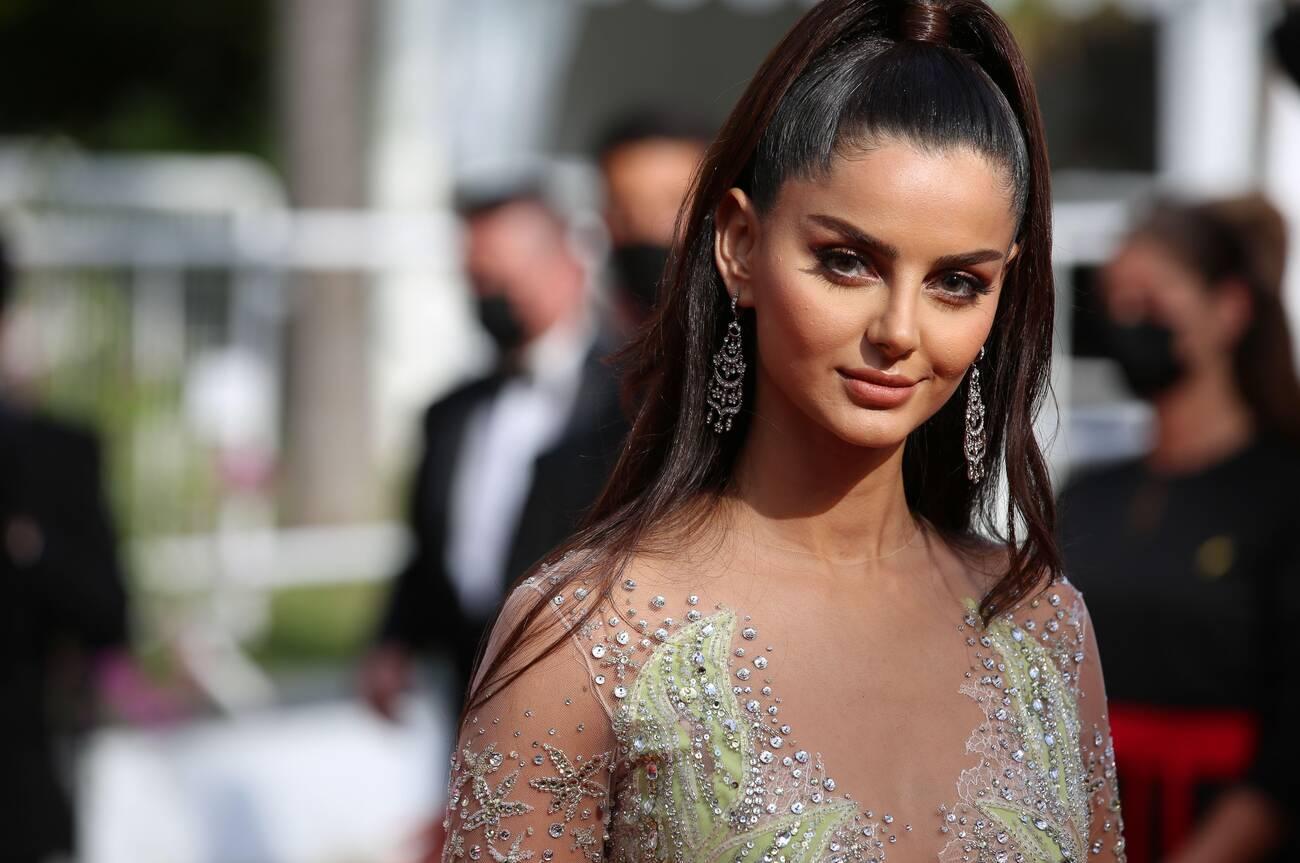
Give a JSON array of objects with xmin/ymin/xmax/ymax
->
[{"xmin": 866, "ymin": 283, "xmax": 919, "ymax": 362}]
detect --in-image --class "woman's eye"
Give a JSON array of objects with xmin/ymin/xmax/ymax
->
[
  {"xmin": 817, "ymin": 249, "xmax": 871, "ymax": 279},
  {"xmin": 934, "ymin": 271, "xmax": 991, "ymax": 300}
]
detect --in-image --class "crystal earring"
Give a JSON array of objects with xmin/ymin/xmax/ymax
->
[
  {"xmin": 706, "ymin": 294, "xmax": 745, "ymax": 433},
  {"xmin": 964, "ymin": 346, "xmax": 987, "ymax": 484}
]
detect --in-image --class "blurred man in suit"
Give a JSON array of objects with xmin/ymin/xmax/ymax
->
[
  {"xmin": 360, "ymin": 185, "xmax": 625, "ymax": 721},
  {"xmin": 0, "ymin": 234, "xmax": 131, "ymax": 863}
]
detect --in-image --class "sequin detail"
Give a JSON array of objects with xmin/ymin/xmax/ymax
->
[{"xmin": 440, "ymin": 577, "xmax": 1125, "ymax": 863}]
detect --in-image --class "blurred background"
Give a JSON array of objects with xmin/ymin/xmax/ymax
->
[{"xmin": 1, "ymin": 1, "xmax": 1298, "ymax": 862}]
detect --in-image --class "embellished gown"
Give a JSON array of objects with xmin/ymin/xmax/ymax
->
[{"xmin": 439, "ymin": 560, "xmax": 1126, "ymax": 863}]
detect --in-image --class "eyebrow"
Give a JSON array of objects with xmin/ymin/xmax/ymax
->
[{"xmin": 807, "ymin": 214, "xmax": 1006, "ymax": 270}]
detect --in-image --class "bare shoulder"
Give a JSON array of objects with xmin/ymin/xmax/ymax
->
[
  {"xmin": 616, "ymin": 511, "xmax": 735, "ymax": 592},
  {"xmin": 617, "ymin": 548, "xmax": 705, "ymax": 592},
  {"xmin": 941, "ymin": 536, "xmax": 1092, "ymax": 641},
  {"xmin": 923, "ymin": 530, "xmax": 1013, "ymax": 603}
]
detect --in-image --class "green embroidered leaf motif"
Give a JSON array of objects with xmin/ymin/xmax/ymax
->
[
  {"xmin": 982, "ymin": 615, "xmax": 1087, "ymax": 859},
  {"xmin": 980, "ymin": 802, "xmax": 1065, "ymax": 862},
  {"xmin": 623, "ymin": 609, "xmax": 752, "ymax": 853},
  {"xmin": 710, "ymin": 801, "xmax": 857, "ymax": 863}
]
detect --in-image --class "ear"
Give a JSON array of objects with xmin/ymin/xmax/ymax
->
[
  {"xmin": 1006, "ymin": 241, "xmax": 1021, "ymax": 267},
  {"xmin": 713, "ymin": 187, "xmax": 761, "ymax": 307},
  {"xmin": 1214, "ymin": 277, "xmax": 1254, "ymax": 346}
]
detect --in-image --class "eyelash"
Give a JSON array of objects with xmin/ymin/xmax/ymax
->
[{"xmin": 812, "ymin": 247, "xmax": 993, "ymax": 303}]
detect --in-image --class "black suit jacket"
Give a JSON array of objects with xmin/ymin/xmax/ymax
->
[
  {"xmin": 0, "ymin": 403, "xmax": 128, "ymax": 863},
  {"xmin": 375, "ymin": 341, "xmax": 626, "ymax": 698}
]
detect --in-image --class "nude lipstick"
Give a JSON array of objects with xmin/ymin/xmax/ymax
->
[{"xmin": 837, "ymin": 367, "xmax": 919, "ymax": 409}]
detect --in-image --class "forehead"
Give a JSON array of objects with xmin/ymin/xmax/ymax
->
[
  {"xmin": 1105, "ymin": 237, "xmax": 1201, "ymax": 288},
  {"xmin": 467, "ymin": 202, "xmax": 558, "ymax": 256},
  {"xmin": 604, "ymin": 140, "xmax": 704, "ymax": 195},
  {"xmin": 770, "ymin": 140, "xmax": 1019, "ymax": 252}
]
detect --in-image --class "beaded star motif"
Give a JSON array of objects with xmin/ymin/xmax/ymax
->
[{"xmin": 528, "ymin": 744, "xmax": 614, "ymax": 821}]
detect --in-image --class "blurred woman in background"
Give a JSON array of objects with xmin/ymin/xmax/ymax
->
[{"xmin": 1060, "ymin": 195, "xmax": 1300, "ymax": 863}]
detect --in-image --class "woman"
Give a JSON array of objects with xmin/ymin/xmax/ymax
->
[
  {"xmin": 439, "ymin": 3, "xmax": 1126, "ymax": 862},
  {"xmin": 1060, "ymin": 196, "xmax": 1300, "ymax": 863}
]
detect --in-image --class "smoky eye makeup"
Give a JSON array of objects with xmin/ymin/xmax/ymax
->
[
  {"xmin": 811, "ymin": 246, "xmax": 877, "ymax": 283},
  {"xmin": 809, "ymin": 245, "xmax": 995, "ymax": 305},
  {"xmin": 801, "ymin": 212, "xmax": 1003, "ymax": 304},
  {"xmin": 930, "ymin": 270, "xmax": 995, "ymax": 301}
]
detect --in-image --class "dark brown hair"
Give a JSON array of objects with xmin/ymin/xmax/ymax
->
[
  {"xmin": 465, "ymin": 0, "xmax": 1059, "ymax": 715},
  {"xmin": 1134, "ymin": 194, "xmax": 1300, "ymax": 443}
]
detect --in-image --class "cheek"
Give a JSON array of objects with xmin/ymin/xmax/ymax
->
[
  {"xmin": 920, "ymin": 298, "xmax": 999, "ymax": 381},
  {"xmin": 1177, "ymin": 306, "xmax": 1228, "ymax": 357},
  {"xmin": 1102, "ymin": 282, "xmax": 1141, "ymax": 322},
  {"xmin": 1152, "ymin": 286, "xmax": 1218, "ymax": 353},
  {"xmin": 753, "ymin": 259, "xmax": 858, "ymax": 369},
  {"xmin": 925, "ymin": 330, "xmax": 976, "ymax": 381},
  {"xmin": 1143, "ymin": 271, "xmax": 1207, "ymax": 326},
  {"xmin": 507, "ymin": 283, "xmax": 544, "ymax": 322},
  {"xmin": 514, "ymin": 265, "xmax": 564, "ymax": 319},
  {"xmin": 915, "ymin": 328, "xmax": 980, "ymax": 419}
]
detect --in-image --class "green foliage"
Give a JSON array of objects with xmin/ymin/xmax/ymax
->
[
  {"xmin": 0, "ymin": 0, "xmax": 272, "ymax": 156},
  {"xmin": 251, "ymin": 581, "xmax": 384, "ymax": 669}
]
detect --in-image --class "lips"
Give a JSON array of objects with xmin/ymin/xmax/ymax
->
[
  {"xmin": 837, "ymin": 367, "xmax": 920, "ymax": 409},
  {"xmin": 838, "ymin": 367, "xmax": 918, "ymax": 388}
]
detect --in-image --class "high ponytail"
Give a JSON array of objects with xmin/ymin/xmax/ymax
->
[{"xmin": 465, "ymin": 0, "xmax": 1060, "ymax": 717}]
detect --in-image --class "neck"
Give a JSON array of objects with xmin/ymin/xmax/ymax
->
[
  {"xmin": 1149, "ymin": 361, "xmax": 1254, "ymax": 473},
  {"xmin": 726, "ymin": 384, "xmax": 917, "ymax": 566}
]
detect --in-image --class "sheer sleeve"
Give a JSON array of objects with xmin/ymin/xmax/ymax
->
[
  {"xmin": 440, "ymin": 579, "xmax": 616, "ymax": 863},
  {"xmin": 1062, "ymin": 581, "xmax": 1127, "ymax": 862}
]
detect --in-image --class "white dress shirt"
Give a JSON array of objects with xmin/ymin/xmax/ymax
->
[{"xmin": 444, "ymin": 319, "xmax": 592, "ymax": 618}]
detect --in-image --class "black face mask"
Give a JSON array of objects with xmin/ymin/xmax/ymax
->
[
  {"xmin": 474, "ymin": 294, "xmax": 527, "ymax": 355},
  {"xmin": 1273, "ymin": 3, "xmax": 1300, "ymax": 89},
  {"xmin": 1103, "ymin": 319, "xmax": 1186, "ymax": 400},
  {"xmin": 610, "ymin": 243, "xmax": 670, "ymax": 313}
]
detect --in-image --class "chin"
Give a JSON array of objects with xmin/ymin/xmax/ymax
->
[{"xmin": 820, "ymin": 409, "xmax": 916, "ymax": 451}]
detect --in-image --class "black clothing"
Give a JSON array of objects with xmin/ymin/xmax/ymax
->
[
  {"xmin": 1059, "ymin": 441, "xmax": 1300, "ymax": 860},
  {"xmin": 1, "ymin": 403, "xmax": 129, "ymax": 863},
  {"xmin": 375, "ymin": 343, "xmax": 626, "ymax": 704}
]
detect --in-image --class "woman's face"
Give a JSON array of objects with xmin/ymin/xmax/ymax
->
[
  {"xmin": 1101, "ymin": 238, "xmax": 1249, "ymax": 375},
  {"xmin": 714, "ymin": 138, "xmax": 1019, "ymax": 450}
]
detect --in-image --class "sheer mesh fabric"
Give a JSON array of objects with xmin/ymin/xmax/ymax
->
[{"xmin": 441, "ymin": 553, "xmax": 1125, "ymax": 863}]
